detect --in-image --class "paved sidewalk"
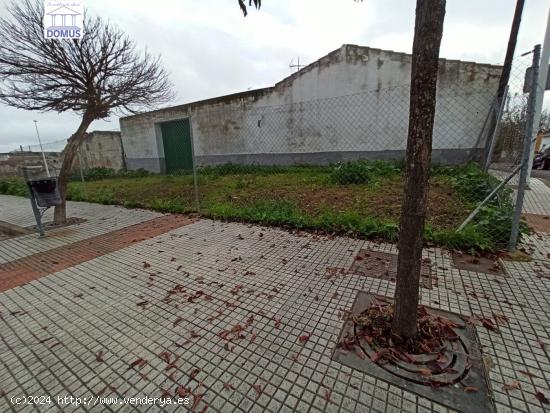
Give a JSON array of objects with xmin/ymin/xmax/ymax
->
[
  {"xmin": 0, "ymin": 195, "xmax": 161, "ymax": 264},
  {"xmin": 0, "ymin": 194, "xmax": 549, "ymax": 413}
]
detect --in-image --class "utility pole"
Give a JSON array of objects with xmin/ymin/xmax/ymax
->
[
  {"xmin": 483, "ymin": 0, "xmax": 525, "ymax": 163},
  {"xmin": 33, "ymin": 120, "xmax": 50, "ymax": 177},
  {"xmin": 527, "ymin": 7, "xmax": 550, "ymax": 182}
]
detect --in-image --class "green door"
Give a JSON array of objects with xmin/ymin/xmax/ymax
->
[{"xmin": 161, "ymin": 119, "xmax": 193, "ymax": 173}]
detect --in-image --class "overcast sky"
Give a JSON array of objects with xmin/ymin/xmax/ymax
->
[{"xmin": 0, "ymin": 0, "xmax": 549, "ymax": 152}]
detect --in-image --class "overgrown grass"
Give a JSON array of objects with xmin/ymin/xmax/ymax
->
[{"xmin": 0, "ymin": 161, "xmax": 524, "ymax": 252}]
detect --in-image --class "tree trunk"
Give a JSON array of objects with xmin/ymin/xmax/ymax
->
[
  {"xmin": 392, "ymin": 0, "xmax": 446, "ymax": 338},
  {"xmin": 53, "ymin": 113, "xmax": 94, "ymax": 224}
]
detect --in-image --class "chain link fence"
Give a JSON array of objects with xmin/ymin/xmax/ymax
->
[
  {"xmin": 1, "ymin": 52, "xmax": 544, "ymax": 252},
  {"xmin": 184, "ymin": 76, "xmax": 522, "ymax": 252},
  {"xmin": 0, "ymin": 131, "xmax": 125, "ymax": 181},
  {"xmin": 485, "ymin": 52, "xmax": 534, "ymax": 176}
]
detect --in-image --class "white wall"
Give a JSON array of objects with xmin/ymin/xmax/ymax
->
[{"xmin": 120, "ymin": 45, "xmax": 502, "ymax": 171}]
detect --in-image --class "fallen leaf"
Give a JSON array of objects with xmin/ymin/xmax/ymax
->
[
  {"xmin": 298, "ymin": 333, "xmax": 311, "ymax": 344},
  {"xmin": 159, "ymin": 351, "xmax": 171, "ymax": 364},
  {"xmin": 223, "ymin": 383, "xmax": 235, "ymax": 391},
  {"xmin": 463, "ymin": 386, "xmax": 479, "ymax": 393},
  {"xmin": 502, "ymin": 380, "xmax": 521, "ymax": 392},
  {"xmin": 251, "ymin": 384, "xmax": 263, "ymax": 397},
  {"xmin": 418, "ymin": 368, "xmax": 432, "ymax": 377},
  {"xmin": 176, "ymin": 385, "xmax": 189, "ymax": 398},
  {"xmin": 143, "ymin": 262, "xmax": 151, "ymax": 268},
  {"xmin": 173, "ymin": 317, "xmax": 183, "ymax": 327},
  {"xmin": 95, "ymin": 350, "xmax": 105, "ymax": 362},
  {"xmin": 535, "ymin": 391, "xmax": 549, "ymax": 404},
  {"xmin": 481, "ymin": 318, "xmax": 498, "ymax": 332},
  {"xmin": 323, "ymin": 388, "xmax": 332, "ymax": 402},
  {"xmin": 518, "ymin": 370, "xmax": 539, "ymax": 378},
  {"xmin": 189, "ymin": 368, "xmax": 200, "ymax": 380},
  {"xmin": 191, "ymin": 392, "xmax": 205, "ymax": 411},
  {"xmin": 129, "ymin": 358, "xmax": 147, "ymax": 369}
]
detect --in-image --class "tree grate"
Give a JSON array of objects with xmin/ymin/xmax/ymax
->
[
  {"xmin": 349, "ymin": 249, "xmax": 434, "ymax": 289},
  {"xmin": 451, "ymin": 252, "xmax": 504, "ymax": 275},
  {"xmin": 333, "ymin": 292, "xmax": 494, "ymax": 413}
]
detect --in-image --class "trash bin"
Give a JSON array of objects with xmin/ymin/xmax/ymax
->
[{"xmin": 27, "ymin": 177, "xmax": 62, "ymax": 207}]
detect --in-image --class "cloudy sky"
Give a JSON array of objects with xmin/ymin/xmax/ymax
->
[{"xmin": 0, "ymin": 0, "xmax": 549, "ymax": 152}]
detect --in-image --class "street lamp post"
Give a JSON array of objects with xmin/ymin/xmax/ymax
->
[{"xmin": 33, "ymin": 120, "xmax": 50, "ymax": 177}]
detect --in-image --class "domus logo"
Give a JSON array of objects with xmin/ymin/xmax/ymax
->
[{"xmin": 43, "ymin": 1, "xmax": 84, "ymax": 40}]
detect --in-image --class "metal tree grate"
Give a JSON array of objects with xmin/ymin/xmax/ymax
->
[
  {"xmin": 451, "ymin": 252, "xmax": 504, "ymax": 275},
  {"xmin": 348, "ymin": 249, "xmax": 434, "ymax": 289},
  {"xmin": 333, "ymin": 292, "xmax": 494, "ymax": 413}
]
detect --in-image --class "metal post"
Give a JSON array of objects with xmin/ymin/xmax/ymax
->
[
  {"xmin": 28, "ymin": 186, "xmax": 45, "ymax": 237},
  {"xmin": 484, "ymin": 85, "xmax": 508, "ymax": 171},
  {"xmin": 527, "ymin": 7, "xmax": 550, "ymax": 182},
  {"xmin": 33, "ymin": 120, "xmax": 50, "ymax": 177},
  {"xmin": 188, "ymin": 118, "xmax": 201, "ymax": 213},
  {"xmin": 22, "ymin": 167, "xmax": 45, "ymax": 237},
  {"xmin": 508, "ymin": 45, "xmax": 541, "ymax": 251}
]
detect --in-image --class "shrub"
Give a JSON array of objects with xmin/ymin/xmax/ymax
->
[
  {"xmin": 0, "ymin": 178, "xmax": 27, "ymax": 197},
  {"xmin": 330, "ymin": 160, "xmax": 403, "ymax": 185}
]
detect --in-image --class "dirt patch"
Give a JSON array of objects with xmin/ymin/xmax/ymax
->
[{"xmin": 209, "ymin": 175, "xmax": 467, "ymax": 230}]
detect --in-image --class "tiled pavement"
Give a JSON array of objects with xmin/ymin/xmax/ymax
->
[
  {"xmin": 0, "ymin": 194, "xmax": 549, "ymax": 412},
  {"xmin": 0, "ymin": 195, "xmax": 161, "ymax": 264}
]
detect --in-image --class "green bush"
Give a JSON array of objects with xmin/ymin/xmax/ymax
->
[
  {"xmin": 70, "ymin": 167, "xmax": 153, "ymax": 182},
  {"xmin": 330, "ymin": 160, "xmax": 403, "ymax": 185},
  {"xmin": 0, "ymin": 179, "xmax": 27, "ymax": 197},
  {"xmin": 199, "ymin": 163, "xmax": 330, "ymax": 177}
]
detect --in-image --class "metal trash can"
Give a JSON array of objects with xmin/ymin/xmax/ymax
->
[
  {"xmin": 27, "ymin": 177, "xmax": 62, "ymax": 207},
  {"xmin": 21, "ymin": 166, "xmax": 61, "ymax": 236}
]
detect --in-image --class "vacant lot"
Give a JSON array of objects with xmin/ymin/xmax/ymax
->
[{"xmin": 0, "ymin": 162, "xmax": 517, "ymax": 251}]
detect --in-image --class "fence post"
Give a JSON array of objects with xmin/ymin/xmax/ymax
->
[
  {"xmin": 189, "ymin": 118, "xmax": 200, "ymax": 213},
  {"xmin": 508, "ymin": 44, "xmax": 541, "ymax": 251}
]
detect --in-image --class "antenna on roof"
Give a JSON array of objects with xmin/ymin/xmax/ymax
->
[{"xmin": 289, "ymin": 57, "xmax": 306, "ymax": 73}]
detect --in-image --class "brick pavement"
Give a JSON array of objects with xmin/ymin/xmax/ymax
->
[{"xmin": 0, "ymin": 214, "xmax": 195, "ymax": 292}]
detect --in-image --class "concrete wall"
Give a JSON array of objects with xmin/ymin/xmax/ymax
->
[
  {"xmin": 0, "ymin": 152, "xmax": 61, "ymax": 178},
  {"xmin": 120, "ymin": 44, "xmax": 502, "ymax": 172},
  {"xmin": 76, "ymin": 131, "xmax": 125, "ymax": 171}
]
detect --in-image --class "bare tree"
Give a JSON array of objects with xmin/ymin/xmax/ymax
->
[
  {"xmin": 391, "ymin": 0, "xmax": 446, "ymax": 338},
  {"xmin": 238, "ymin": 0, "xmax": 262, "ymax": 16},
  {"xmin": 0, "ymin": 0, "xmax": 174, "ymax": 223}
]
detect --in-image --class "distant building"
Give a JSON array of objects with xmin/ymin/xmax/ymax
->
[
  {"xmin": 76, "ymin": 131, "xmax": 125, "ymax": 171},
  {"xmin": 0, "ymin": 131, "xmax": 125, "ymax": 178},
  {"xmin": 119, "ymin": 44, "xmax": 502, "ymax": 174}
]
